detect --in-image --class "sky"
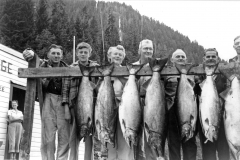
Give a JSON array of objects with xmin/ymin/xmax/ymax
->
[{"xmin": 103, "ymin": 0, "xmax": 240, "ymax": 60}]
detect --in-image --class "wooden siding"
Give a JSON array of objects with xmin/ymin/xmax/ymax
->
[{"xmin": 0, "ymin": 44, "xmax": 85, "ymax": 160}]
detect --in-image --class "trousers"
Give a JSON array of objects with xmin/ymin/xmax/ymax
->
[
  {"xmin": 41, "ymin": 93, "xmax": 70, "ymax": 160},
  {"xmin": 167, "ymin": 105, "xmax": 197, "ymax": 160},
  {"xmin": 198, "ymin": 118, "xmax": 229, "ymax": 160}
]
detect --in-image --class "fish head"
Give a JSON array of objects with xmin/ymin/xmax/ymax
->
[
  {"xmin": 125, "ymin": 128, "xmax": 138, "ymax": 148},
  {"xmin": 181, "ymin": 123, "xmax": 192, "ymax": 141},
  {"xmin": 206, "ymin": 126, "xmax": 218, "ymax": 142},
  {"xmin": 80, "ymin": 124, "xmax": 90, "ymax": 139},
  {"xmin": 148, "ymin": 132, "xmax": 164, "ymax": 158}
]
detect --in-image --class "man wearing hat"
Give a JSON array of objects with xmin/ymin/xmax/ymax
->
[
  {"xmin": 165, "ymin": 49, "xmax": 197, "ymax": 160},
  {"xmin": 62, "ymin": 42, "xmax": 99, "ymax": 160}
]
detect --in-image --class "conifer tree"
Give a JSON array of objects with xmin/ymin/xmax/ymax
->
[
  {"xmin": 0, "ymin": 0, "xmax": 35, "ymax": 51},
  {"xmin": 36, "ymin": 0, "xmax": 49, "ymax": 34}
]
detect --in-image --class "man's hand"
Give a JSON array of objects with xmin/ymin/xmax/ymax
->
[
  {"xmin": 64, "ymin": 104, "xmax": 71, "ymax": 123},
  {"xmin": 23, "ymin": 49, "xmax": 34, "ymax": 61}
]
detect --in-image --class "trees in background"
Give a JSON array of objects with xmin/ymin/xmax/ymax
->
[
  {"xmin": 0, "ymin": 0, "xmax": 205, "ymax": 64},
  {"xmin": 0, "ymin": 0, "xmax": 35, "ymax": 51}
]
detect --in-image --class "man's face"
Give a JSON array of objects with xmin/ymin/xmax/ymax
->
[
  {"xmin": 203, "ymin": 51, "xmax": 219, "ymax": 65},
  {"xmin": 108, "ymin": 49, "xmax": 124, "ymax": 65},
  {"xmin": 47, "ymin": 48, "xmax": 63, "ymax": 64},
  {"xmin": 233, "ymin": 37, "xmax": 240, "ymax": 54},
  {"xmin": 171, "ymin": 52, "xmax": 187, "ymax": 65},
  {"xmin": 77, "ymin": 48, "xmax": 90, "ymax": 62},
  {"xmin": 139, "ymin": 44, "xmax": 153, "ymax": 60}
]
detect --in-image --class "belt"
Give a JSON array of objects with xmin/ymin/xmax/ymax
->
[
  {"xmin": 9, "ymin": 120, "xmax": 22, "ymax": 124},
  {"xmin": 47, "ymin": 90, "xmax": 62, "ymax": 95}
]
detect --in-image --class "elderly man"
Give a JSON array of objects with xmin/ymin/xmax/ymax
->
[
  {"xmin": 132, "ymin": 39, "xmax": 161, "ymax": 160},
  {"xmin": 23, "ymin": 44, "xmax": 70, "ymax": 160},
  {"xmin": 165, "ymin": 49, "xmax": 197, "ymax": 160},
  {"xmin": 61, "ymin": 42, "xmax": 98, "ymax": 160},
  {"xmin": 229, "ymin": 35, "xmax": 240, "ymax": 62}
]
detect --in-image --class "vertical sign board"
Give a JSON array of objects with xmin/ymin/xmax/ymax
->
[{"xmin": 19, "ymin": 55, "xmax": 40, "ymax": 160}]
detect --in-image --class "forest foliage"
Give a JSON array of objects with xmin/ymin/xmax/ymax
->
[{"xmin": 0, "ymin": 0, "xmax": 206, "ymax": 65}]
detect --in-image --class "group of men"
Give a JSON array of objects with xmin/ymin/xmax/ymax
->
[{"xmin": 22, "ymin": 35, "xmax": 240, "ymax": 160}]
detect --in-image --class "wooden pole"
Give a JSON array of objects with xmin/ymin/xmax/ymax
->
[
  {"xmin": 73, "ymin": 36, "xmax": 76, "ymax": 63},
  {"xmin": 18, "ymin": 62, "xmax": 233, "ymax": 78},
  {"xmin": 100, "ymin": 10, "xmax": 105, "ymax": 65},
  {"xmin": 19, "ymin": 54, "xmax": 40, "ymax": 160}
]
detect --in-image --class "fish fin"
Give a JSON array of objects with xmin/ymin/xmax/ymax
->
[
  {"xmin": 175, "ymin": 63, "xmax": 197, "ymax": 74},
  {"xmin": 90, "ymin": 81, "xmax": 96, "ymax": 90},
  {"xmin": 204, "ymin": 139, "xmax": 209, "ymax": 144},
  {"xmin": 148, "ymin": 57, "xmax": 168, "ymax": 72},
  {"xmin": 223, "ymin": 110, "xmax": 227, "ymax": 120},
  {"xmin": 144, "ymin": 122, "xmax": 150, "ymax": 140},
  {"xmin": 187, "ymin": 78, "xmax": 195, "ymax": 88},
  {"xmin": 118, "ymin": 77, "xmax": 128, "ymax": 87},
  {"xmin": 190, "ymin": 115, "xmax": 195, "ymax": 127},
  {"xmin": 87, "ymin": 117, "xmax": 92, "ymax": 129},
  {"xmin": 218, "ymin": 64, "xmax": 236, "ymax": 81},
  {"xmin": 199, "ymin": 80, "xmax": 205, "ymax": 90},
  {"xmin": 219, "ymin": 88, "xmax": 231, "ymax": 101},
  {"xmin": 199, "ymin": 109, "xmax": 205, "ymax": 134},
  {"xmin": 142, "ymin": 79, "xmax": 151, "ymax": 91},
  {"xmin": 205, "ymin": 118, "xmax": 209, "ymax": 126},
  {"xmin": 95, "ymin": 120, "xmax": 101, "ymax": 140},
  {"xmin": 122, "ymin": 119, "xmax": 126, "ymax": 130},
  {"xmin": 126, "ymin": 63, "xmax": 144, "ymax": 75},
  {"xmin": 228, "ymin": 140, "xmax": 240, "ymax": 159},
  {"xmin": 78, "ymin": 62, "xmax": 95, "ymax": 76},
  {"xmin": 203, "ymin": 63, "xmax": 219, "ymax": 76},
  {"xmin": 96, "ymin": 63, "xmax": 114, "ymax": 76}
]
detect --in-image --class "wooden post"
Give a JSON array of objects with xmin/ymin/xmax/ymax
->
[{"xmin": 19, "ymin": 54, "xmax": 40, "ymax": 160}]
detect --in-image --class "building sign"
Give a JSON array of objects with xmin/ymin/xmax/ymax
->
[
  {"xmin": 1, "ymin": 60, "xmax": 12, "ymax": 74},
  {"xmin": 0, "ymin": 85, "xmax": 4, "ymax": 92}
]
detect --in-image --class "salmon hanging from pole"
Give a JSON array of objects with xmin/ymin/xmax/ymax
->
[
  {"xmin": 199, "ymin": 63, "xmax": 222, "ymax": 143},
  {"xmin": 143, "ymin": 58, "xmax": 168, "ymax": 159},
  {"xmin": 175, "ymin": 63, "xmax": 198, "ymax": 142},
  {"xmin": 119, "ymin": 63, "xmax": 143, "ymax": 160},
  {"xmin": 219, "ymin": 63, "xmax": 240, "ymax": 160},
  {"xmin": 75, "ymin": 62, "xmax": 96, "ymax": 141},
  {"xmin": 95, "ymin": 63, "xmax": 117, "ymax": 148}
]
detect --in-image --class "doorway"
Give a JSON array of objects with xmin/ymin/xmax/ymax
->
[{"xmin": 4, "ymin": 82, "xmax": 26, "ymax": 160}]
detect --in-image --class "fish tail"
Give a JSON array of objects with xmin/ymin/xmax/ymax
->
[
  {"xmin": 96, "ymin": 63, "xmax": 114, "ymax": 76},
  {"xmin": 204, "ymin": 63, "xmax": 219, "ymax": 76},
  {"xmin": 149, "ymin": 57, "xmax": 168, "ymax": 72},
  {"xmin": 78, "ymin": 62, "xmax": 95, "ymax": 76},
  {"xmin": 218, "ymin": 63, "xmax": 240, "ymax": 81},
  {"xmin": 175, "ymin": 63, "xmax": 197, "ymax": 74},
  {"xmin": 126, "ymin": 63, "xmax": 144, "ymax": 75}
]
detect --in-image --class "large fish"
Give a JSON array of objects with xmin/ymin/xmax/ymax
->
[
  {"xmin": 219, "ymin": 63, "xmax": 240, "ymax": 160},
  {"xmin": 143, "ymin": 58, "xmax": 168, "ymax": 159},
  {"xmin": 199, "ymin": 64, "xmax": 222, "ymax": 143},
  {"xmin": 95, "ymin": 63, "xmax": 117, "ymax": 147},
  {"xmin": 119, "ymin": 63, "xmax": 143, "ymax": 159},
  {"xmin": 76, "ymin": 63, "xmax": 96, "ymax": 141},
  {"xmin": 175, "ymin": 63, "xmax": 198, "ymax": 142}
]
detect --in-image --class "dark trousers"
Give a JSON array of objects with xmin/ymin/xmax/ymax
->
[
  {"xmin": 198, "ymin": 118, "xmax": 229, "ymax": 160},
  {"xmin": 167, "ymin": 105, "xmax": 197, "ymax": 160}
]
